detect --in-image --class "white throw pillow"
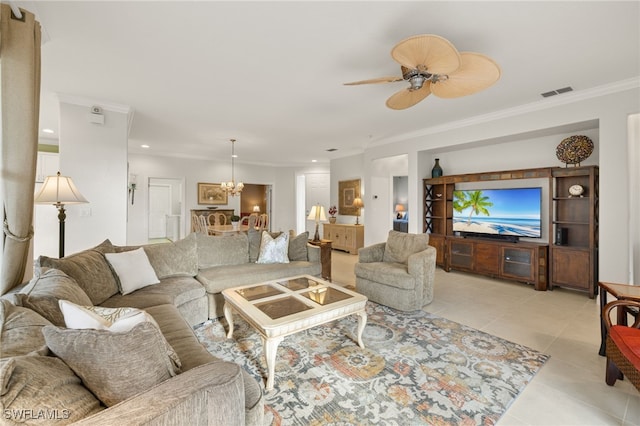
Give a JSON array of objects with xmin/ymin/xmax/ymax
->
[
  {"xmin": 256, "ymin": 231, "xmax": 290, "ymax": 264},
  {"xmin": 105, "ymin": 248, "xmax": 160, "ymax": 295},
  {"xmin": 58, "ymin": 300, "xmax": 181, "ymax": 369},
  {"xmin": 59, "ymin": 299, "xmax": 153, "ymax": 332}
]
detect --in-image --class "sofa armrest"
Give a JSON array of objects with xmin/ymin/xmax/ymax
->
[
  {"xmin": 358, "ymin": 242, "xmax": 386, "ymax": 263},
  {"xmin": 73, "ymin": 361, "xmax": 246, "ymax": 426},
  {"xmin": 307, "ymin": 244, "xmax": 321, "ymax": 263},
  {"xmin": 407, "ymin": 246, "xmax": 437, "ymax": 304}
]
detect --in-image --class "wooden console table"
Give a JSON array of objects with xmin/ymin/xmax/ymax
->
[
  {"xmin": 308, "ymin": 239, "xmax": 332, "ymax": 281},
  {"xmin": 598, "ymin": 281, "xmax": 640, "ymax": 356},
  {"xmin": 322, "ymin": 223, "xmax": 364, "ymax": 254}
]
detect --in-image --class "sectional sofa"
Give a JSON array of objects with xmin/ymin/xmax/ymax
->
[{"xmin": 1, "ymin": 230, "xmax": 321, "ymax": 424}]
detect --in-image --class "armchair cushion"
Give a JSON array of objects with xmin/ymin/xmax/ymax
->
[
  {"xmin": 357, "ymin": 242, "xmax": 386, "ymax": 263},
  {"xmin": 382, "ymin": 230, "xmax": 429, "ymax": 264},
  {"xmin": 354, "ymin": 262, "xmax": 415, "ymax": 290}
]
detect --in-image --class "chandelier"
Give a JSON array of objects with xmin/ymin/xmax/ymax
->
[{"xmin": 220, "ymin": 138, "xmax": 244, "ymax": 196}]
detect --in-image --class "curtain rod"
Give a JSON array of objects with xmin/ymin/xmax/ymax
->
[{"xmin": 8, "ymin": 2, "xmax": 23, "ymax": 19}]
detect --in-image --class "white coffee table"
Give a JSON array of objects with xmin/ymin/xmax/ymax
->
[{"xmin": 222, "ymin": 275, "xmax": 368, "ymax": 391}]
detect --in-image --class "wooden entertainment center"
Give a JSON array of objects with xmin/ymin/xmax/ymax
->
[{"xmin": 424, "ymin": 165, "xmax": 599, "ymax": 297}]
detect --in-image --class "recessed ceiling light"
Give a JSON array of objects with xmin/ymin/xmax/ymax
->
[
  {"xmin": 311, "ymin": 159, "xmax": 317, "ymax": 163},
  {"xmin": 141, "ymin": 144, "xmax": 150, "ymax": 149},
  {"xmin": 42, "ymin": 128, "xmax": 54, "ymax": 134}
]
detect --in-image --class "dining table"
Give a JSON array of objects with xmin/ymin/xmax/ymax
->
[{"xmin": 208, "ymin": 224, "xmax": 249, "ymax": 236}]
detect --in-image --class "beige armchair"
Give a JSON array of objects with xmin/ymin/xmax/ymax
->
[{"xmin": 355, "ymin": 230, "xmax": 436, "ymax": 311}]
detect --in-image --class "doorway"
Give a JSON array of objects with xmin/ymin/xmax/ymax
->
[{"xmin": 148, "ymin": 177, "xmax": 184, "ymax": 242}]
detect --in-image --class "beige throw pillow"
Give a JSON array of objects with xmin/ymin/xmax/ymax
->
[
  {"xmin": 16, "ymin": 268, "xmax": 92, "ymax": 327},
  {"xmin": 382, "ymin": 230, "xmax": 430, "ymax": 264},
  {"xmin": 0, "ymin": 355, "xmax": 103, "ymax": 422},
  {"xmin": 58, "ymin": 300, "xmax": 181, "ymax": 369},
  {"xmin": 288, "ymin": 231, "xmax": 309, "ymax": 261},
  {"xmin": 36, "ymin": 240, "xmax": 119, "ymax": 305},
  {"xmin": 43, "ymin": 321, "xmax": 180, "ymax": 407}
]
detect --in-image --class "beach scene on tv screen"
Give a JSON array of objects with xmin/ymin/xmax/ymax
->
[{"xmin": 453, "ymin": 188, "xmax": 542, "ymax": 238}]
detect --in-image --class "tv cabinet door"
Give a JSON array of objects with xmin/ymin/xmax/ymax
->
[
  {"xmin": 448, "ymin": 240, "xmax": 473, "ymax": 271},
  {"xmin": 501, "ymin": 247, "xmax": 535, "ymax": 283},
  {"xmin": 475, "ymin": 242, "xmax": 500, "ymax": 275},
  {"xmin": 551, "ymin": 247, "xmax": 590, "ymax": 290}
]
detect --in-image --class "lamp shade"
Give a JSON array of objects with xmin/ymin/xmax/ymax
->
[
  {"xmin": 34, "ymin": 172, "xmax": 88, "ymax": 205},
  {"xmin": 352, "ymin": 197, "xmax": 364, "ymax": 209},
  {"xmin": 253, "ymin": 205, "xmax": 260, "ymax": 213},
  {"xmin": 307, "ymin": 205, "xmax": 327, "ymax": 221},
  {"xmin": 395, "ymin": 204, "xmax": 405, "ymax": 212}
]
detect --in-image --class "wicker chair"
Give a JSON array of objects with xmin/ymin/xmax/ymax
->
[{"xmin": 602, "ymin": 299, "xmax": 640, "ymax": 392}]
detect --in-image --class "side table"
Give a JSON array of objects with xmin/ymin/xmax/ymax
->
[
  {"xmin": 598, "ymin": 281, "xmax": 640, "ymax": 356},
  {"xmin": 308, "ymin": 239, "xmax": 332, "ymax": 282}
]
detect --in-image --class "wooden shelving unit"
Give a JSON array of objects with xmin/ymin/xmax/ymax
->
[
  {"xmin": 423, "ymin": 166, "xmax": 598, "ymax": 296},
  {"xmin": 550, "ymin": 166, "xmax": 599, "ymax": 297}
]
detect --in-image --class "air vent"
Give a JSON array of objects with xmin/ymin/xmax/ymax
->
[
  {"xmin": 541, "ymin": 86, "xmax": 573, "ymax": 98},
  {"xmin": 326, "ymin": 148, "xmax": 338, "ymax": 152}
]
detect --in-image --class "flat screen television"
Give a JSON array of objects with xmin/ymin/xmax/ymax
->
[{"xmin": 452, "ymin": 187, "xmax": 542, "ymax": 239}]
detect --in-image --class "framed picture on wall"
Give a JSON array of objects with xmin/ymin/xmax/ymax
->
[
  {"xmin": 338, "ymin": 179, "xmax": 361, "ymax": 216},
  {"xmin": 197, "ymin": 182, "xmax": 228, "ymax": 205}
]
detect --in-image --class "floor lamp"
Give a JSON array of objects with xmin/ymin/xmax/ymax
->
[
  {"xmin": 353, "ymin": 197, "xmax": 364, "ymax": 225},
  {"xmin": 34, "ymin": 172, "xmax": 88, "ymax": 258},
  {"xmin": 307, "ymin": 204, "xmax": 326, "ymax": 242}
]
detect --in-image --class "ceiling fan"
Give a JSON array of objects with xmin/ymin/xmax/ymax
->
[{"xmin": 345, "ymin": 34, "xmax": 501, "ymax": 110}]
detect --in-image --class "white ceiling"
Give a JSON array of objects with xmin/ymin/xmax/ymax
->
[{"xmin": 22, "ymin": 1, "xmax": 640, "ymax": 166}]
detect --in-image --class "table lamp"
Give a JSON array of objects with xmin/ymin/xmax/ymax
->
[
  {"xmin": 353, "ymin": 197, "xmax": 364, "ymax": 225},
  {"xmin": 395, "ymin": 204, "xmax": 406, "ymax": 219},
  {"xmin": 307, "ymin": 204, "xmax": 326, "ymax": 242},
  {"xmin": 34, "ymin": 172, "xmax": 88, "ymax": 258}
]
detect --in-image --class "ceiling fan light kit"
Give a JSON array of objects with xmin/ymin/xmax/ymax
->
[{"xmin": 345, "ymin": 34, "xmax": 501, "ymax": 110}]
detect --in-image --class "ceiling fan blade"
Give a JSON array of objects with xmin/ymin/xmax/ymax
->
[
  {"xmin": 386, "ymin": 83, "xmax": 432, "ymax": 110},
  {"xmin": 431, "ymin": 52, "xmax": 501, "ymax": 98},
  {"xmin": 391, "ymin": 34, "xmax": 460, "ymax": 75},
  {"xmin": 344, "ymin": 76, "xmax": 404, "ymax": 85}
]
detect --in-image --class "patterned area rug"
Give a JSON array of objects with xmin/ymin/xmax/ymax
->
[{"xmin": 194, "ymin": 302, "xmax": 549, "ymax": 425}]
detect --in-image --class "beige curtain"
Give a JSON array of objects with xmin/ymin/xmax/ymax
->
[{"xmin": 0, "ymin": 4, "xmax": 41, "ymax": 294}]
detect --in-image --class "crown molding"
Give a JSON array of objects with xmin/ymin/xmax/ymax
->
[{"xmin": 372, "ymin": 77, "xmax": 640, "ymax": 147}]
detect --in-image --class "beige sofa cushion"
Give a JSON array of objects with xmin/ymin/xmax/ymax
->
[
  {"xmin": 142, "ymin": 233, "xmax": 198, "ymax": 279},
  {"xmin": 43, "ymin": 321, "xmax": 180, "ymax": 407},
  {"xmin": 37, "ymin": 240, "xmax": 119, "ymax": 305},
  {"xmin": 0, "ymin": 355, "xmax": 103, "ymax": 422},
  {"xmin": 0, "ymin": 300, "xmax": 51, "ymax": 358},
  {"xmin": 15, "ymin": 268, "xmax": 92, "ymax": 327},
  {"xmin": 99, "ymin": 276, "xmax": 205, "ymax": 310},
  {"xmin": 382, "ymin": 230, "xmax": 430, "ymax": 264},
  {"xmin": 197, "ymin": 233, "xmax": 249, "ymax": 268}
]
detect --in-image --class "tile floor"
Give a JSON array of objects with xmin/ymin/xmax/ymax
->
[{"xmin": 330, "ymin": 250, "xmax": 639, "ymax": 426}]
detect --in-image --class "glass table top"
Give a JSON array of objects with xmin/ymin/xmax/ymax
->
[
  {"xmin": 302, "ymin": 287, "xmax": 352, "ymax": 305},
  {"xmin": 255, "ymin": 296, "xmax": 312, "ymax": 319},
  {"xmin": 277, "ymin": 277, "xmax": 322, "ymax": 291},
  {"xmin": 236, "ymin": 284, "xmax": 284, "ymax": 301}
]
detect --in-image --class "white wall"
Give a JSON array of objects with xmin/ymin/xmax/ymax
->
[
  {"xmin": 59, "ymin": 101, "xmax": 129, "ymax": 252},
  {"xmin": 361, "ymin": 85, "xmax": 640, "ymax": 283},
  {"xmin": 126, "ymin": 155, "xmax": 329, "ymax": 244},
  {"xmin": 329, "ymin": 153, "xmax": 365, "ymax": 228}
]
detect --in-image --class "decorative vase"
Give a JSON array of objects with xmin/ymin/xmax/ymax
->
[
  {"xmin": 431, "ymin": 158, "xmax": 443, "ymax": 178},
  {"xmin": 329, "ymin": 217, "xmax": 337, "ymax": 223}
]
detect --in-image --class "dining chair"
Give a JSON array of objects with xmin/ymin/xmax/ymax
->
[
  {"xmin": 255, "ymin": 214, "xmax": 268, "ymax": 231},
  {"xmin": 208, "ymin": 212, "xmax": 227, "ymax": 226}
]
